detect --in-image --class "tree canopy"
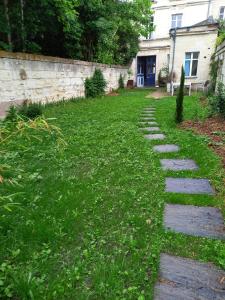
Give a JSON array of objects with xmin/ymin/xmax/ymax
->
[{"xmin": 0, "ymin": 0, "xmax": 153, "ymax": 65}]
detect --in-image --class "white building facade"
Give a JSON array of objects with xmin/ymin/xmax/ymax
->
[{"xmin": 131, "ymin": 0, "xmax": 225, "ymax": 88}]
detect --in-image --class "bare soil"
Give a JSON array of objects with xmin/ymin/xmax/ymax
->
[{"xmin": 181, "ymin": 117, "xmax": 225, "ymax": 167}]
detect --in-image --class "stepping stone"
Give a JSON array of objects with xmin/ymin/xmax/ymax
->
[
  {"xmin": 139, "ymin": 121, "xmax": 158, "ymax": 126},
  {"xmin": 141, "ymin": 117, "xmax": 155, "ymax": 120},
  {"xmin": 160, "ymin": 159, "xmax": 199, "ymax": 171},
  {"xmin": 153, "ymin": 144, "xmax": 180, "ymax": 153},
  {"xmin": 140, "ymin": 127, "xmax": 160, "ymax": 132},
  {"xmin": 164, "ymin": 204, "xmax": 225, "ymax": 239},
  {"xmin": 145, "ymin": 134, "xmax": 165, "ymax": 140},
  {"xmin": 165, "ymin": 178, "xmax": 215, "ymax": 195},
  {"xmin": 154, "ymin": 254, "xmax": 225, "ymax": 300}
]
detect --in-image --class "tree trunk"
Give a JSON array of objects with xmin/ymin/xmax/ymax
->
[{"xmin": 3, "ymin": 0, "xmax": 12, "ymax": 51}]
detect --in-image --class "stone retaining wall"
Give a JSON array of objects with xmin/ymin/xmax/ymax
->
[{"xmin": 0, "ymin": 51, "xmax": 128, "ymax": 116}]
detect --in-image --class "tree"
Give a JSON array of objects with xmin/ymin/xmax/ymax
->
[
  {"xmin": 0, "ymin": 0, "xmax": 153, "ymax": 65},
  {"xmin": 175, "ymin": 66, "xmax": 185, "ymax": 123}
]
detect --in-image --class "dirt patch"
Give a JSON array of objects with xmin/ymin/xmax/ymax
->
[
  {"xmin": 107, "ymin": 92, "xmax": 119, "ymax": 96},
  {"xmin": 181, "ymin": 117, "xmax": 225, "ymax": 167},
  {"xmin": 146, "ymin": 89, "xmax": 169, "ymax": 99}
]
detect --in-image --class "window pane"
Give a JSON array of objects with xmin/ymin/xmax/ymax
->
[
  {"xmin": 193, "ymin": 52, "xmax": 199, "ymax": 59},
  {"xmin": 185, "ymin": 60, "xmax": 190, "ymax": 76},
  {"xmin": 185, "ymin": 52, "xmax": 191, "ymax": 59},
  {"xmin": 191, "ymin": 60, "xmax": 198, "ymax": 76},
  {"xmin": 171, "ymin": 20, "xmax": 176, "ymax": 28},
  {"xmin": 177, "ymin": 20, "xmax": 182, "ymax": 27}
]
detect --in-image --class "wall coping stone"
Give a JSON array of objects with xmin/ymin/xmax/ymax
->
[{"xmin": 0, "ymin": 51, "xmax": 128, "ymax": 69}]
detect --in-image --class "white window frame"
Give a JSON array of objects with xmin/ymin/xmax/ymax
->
[
  {"xmin": 219, "ymin": 7, "xmax": 225, "ymax": 20},
  {"xmin": 184, "ymin": 52, "xmax": 199, "ymax": 77},
  {"xmin": 171, "ymin": 14, "xmax": 182, "ymax": 28}
]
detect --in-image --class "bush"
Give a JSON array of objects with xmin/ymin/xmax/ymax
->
[
  {"xmin": 118, "ymin": 74, "xmax": 124, "ymax": 89},
  {"xmin": 5, "ymin": 102, "xmax": 42, "ymax": 122},
  {"xmin": 175, "ymin": 66, "xmax": 185, "ymax": 123},
  {"xmin": 209, "ymin": 81, "xmax": 225, "ymax": 118},
  {"xmin": 4, "ymin": 106, "xmax": 18, "ymax": 123},
  {"xmin": 18, "ymin": 102, "xmax": 43, "ymax": 120},
  {"xmin": 85, "ymin": 69, "xmax": 107, "ymax": 98}
]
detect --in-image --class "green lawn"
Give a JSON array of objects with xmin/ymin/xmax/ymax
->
[{"xmin": 0, "ymin": 89, "xmax": 224, "ymax": 299}]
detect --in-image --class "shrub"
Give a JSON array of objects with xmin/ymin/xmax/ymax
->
[
  {"xmin": 209, "ymin": 81, "xmax": 225, "ymax": 118},
  {"xmin": 175, "ymin": 66, "xmax": 185, "ymax": 123},
  {"xmin": 5, "ymin": 102, "xmax": 42, "ymax": 122},
  {"xmin": 4, "ymin": 106, "xmax": 19, "ymax": 123},
  {"xmin": 118, "ymin": 74, "xmax": 124, "ymax": 89},
  {"xmin": 18, "ymin": 102, "xmax": 43, "ymax": 120},
  {"xmin": 85, "ymin": 69, "xmax": 107, "ymax": 98}
]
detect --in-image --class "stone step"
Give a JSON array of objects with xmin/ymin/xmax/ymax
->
[
  {"xmin": 154, "ymin": 254, "xmax": 225, "ymax": 300},
  {"xmin": 140, "ymin": 127, "xmax": 160, "ymax": 132},
  {"xmin": 153, "ymin": 144, "xmax": 180, "ymax": 153},
  {"xmin": 164, "ymin": 204, "xmax": 225, "ymax": 239},
  {"xmin": 139, "ymin": 121, "xmax": 157, "ymax": 125},
  {"xmin": 160, "ymin": 159, "xmax": 199, "ymax": 171},
  {"xmin": 145, "ymin": 134, "xmax": 165, "ymax": 140},
  {"xmin": 165, "ymin": 178, "xmax": 215, "ymax": 195}
]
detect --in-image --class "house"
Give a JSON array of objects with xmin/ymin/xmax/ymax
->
[{"xmin": 131, "ymin": 0, "xmax": 225, "ymax": 89}]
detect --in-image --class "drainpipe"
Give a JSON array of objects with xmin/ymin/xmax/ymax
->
[
  {"xmin": 170, "ymin": 28, "xmax": 177, "ymax": 93},
  {"xmin": 207, "ymin": 0, "xmax": 212, "ymax": 19}
]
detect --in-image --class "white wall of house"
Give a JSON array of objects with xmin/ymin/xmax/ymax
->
[{"xmin": 170, "ymin": 26, "xmax": 218, "ymax": 85}]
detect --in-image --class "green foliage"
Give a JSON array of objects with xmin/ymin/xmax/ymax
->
[
  {"xmin": 5, "ymin": 103, "xmax": 43, "ymax": 122},
  {"xmin": 18, "ymin": 102, "xmax": 43, "ymax": 120},
  {"xmin": 85, "ymin": 69, "xmax": 106, "ymax": 98},
  {"xmin": 216, "ymin": 20, "xmax": 225, "ymax": 46},
  {"xmin": 118, "ymin": 74, "xmax": 125, "ymax": 89},
  {"xmin": 175, "ymin": 66, "xmax": 185, "ymax": 123},
  {"xmin": 4, "ymin": 106, "xmax": 18, "ymax": 123},
  {"xmin": 0, "ymin": 0, "xmax": 153, "ymax": 65},
  {"xmin": 209, "ymin": 81, "xmax": 225, "ymax": 118},
  {"xmin": 209, "ymin": 56, "xmax": 219, "ymax": 94}
]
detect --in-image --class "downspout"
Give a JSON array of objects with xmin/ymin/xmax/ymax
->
[
  {"xmin": 170, "ymin": 28, "xmax": 176, "ymax": 93},
  {"xmin": 207, "ymin": 0, "xmax": 212, "ymax": 19}
]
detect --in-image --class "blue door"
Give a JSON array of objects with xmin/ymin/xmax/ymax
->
[{"xmin": 145, "ymin": 56, "xmax": 156, "ymax": 86}]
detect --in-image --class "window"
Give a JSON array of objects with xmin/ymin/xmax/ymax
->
[
  {"xmin": 219, "ymin": 7, "xmax": 225, "ymax": 20},
  {"xmin": 185, "ymin": 52, "xmax": 199, "ymax": 77},
  {"xmin": 171, "ymin": 14, "xmax": 182, "ymax": 28}
]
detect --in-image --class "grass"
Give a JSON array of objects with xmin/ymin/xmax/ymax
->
[{"xmin": 0, "ymin": 89, "xmax": 224, "ymax": 299}]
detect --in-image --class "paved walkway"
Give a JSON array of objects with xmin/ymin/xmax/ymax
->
[
  {"xmin": 138, "ymin": 105, "xmax": 225, "ymax": 299},
  {"xmin": 145, "ymin": 89, "xmax": 169, "ymax": 100}
]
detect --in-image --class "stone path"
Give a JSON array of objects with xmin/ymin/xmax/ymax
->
[
  {"xmin": 140, "ymin": 127, "xmax": 160, "ymax": 132},
  {"xmin": 166, "ymin": 177, "xmax": 215, "ymax": 194},
  {"xmin": 154, "ymin": 254, "xmax": 225, "ymax": 300},
  {"xmin": 160, "ymin": 159, "xmax": 199, "ymax": 171},
  {"xmin": 145, "ymin": 134, "xmax": 165, "ymax": 140},
  {"xmin": 153, "ymin": 144, "xmax": 180, "ymax": 153},
  {"xmin": 138, "ymin": 104, "xmax": 225, "ymax": 299},
  {"xmin": 164, "ymin": 204, "xmax": 225, "ymax": 239}
]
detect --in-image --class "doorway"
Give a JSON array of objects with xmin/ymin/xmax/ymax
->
[{"xmin": 137, "ymin": 56, "xmax": 156, "ymax": 87}]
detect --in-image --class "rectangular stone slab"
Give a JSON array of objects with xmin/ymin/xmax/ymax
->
[
  {"xmin": 145, "ymin": 134, "xmax": 165, "ymax": 140},
  {"xmin": 153, "ymin": 144, "xmax": 180, "ymax": 153},
  {"xmin": 160, "ymin": 159, "xmax": 199, "ymax": 171},
  {"xmin": 140, "ymin": 127, "xmax": 160, "ymax": 132},
  {"xmin": 164, "ymin": 204, "xmax": 225, "ymax": 239},
  {"xmin": 154, "ymin": 254, "xmax": 225, "ymax": 300},
  {"xmin": 166, "ymin": 178, "xmax": 215, "ymax": 195},
  {"xmin": 141, "ymin": 117, "xmax": 154, "ymax": 120},
  {"xmin": 139, "ymin": 121, "xmax": 157, "ymax": 125}
]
